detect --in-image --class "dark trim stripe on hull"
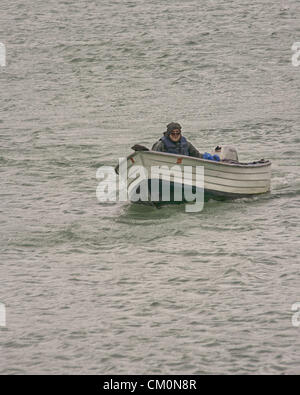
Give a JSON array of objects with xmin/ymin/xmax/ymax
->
[{"xmin": 129, "ymin": 180, "xmax": 268, "ymax": 204}]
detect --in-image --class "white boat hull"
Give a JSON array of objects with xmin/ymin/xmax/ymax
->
[{"xmin": 116, "ymin": 151, "xmax": 271, "ymax": 203}]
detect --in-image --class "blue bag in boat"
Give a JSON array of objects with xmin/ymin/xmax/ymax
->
[
  {"xmin": 203, "ymin": 152, "xmax": 220, "ymax": 162},
  {"xmin": 203, "ymin": 152, "xmax": 212, "ymax": 160}
]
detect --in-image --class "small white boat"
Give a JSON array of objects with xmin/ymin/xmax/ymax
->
[{"xmin": 115, "ymin": 147, "xmax": 271, "ymax": 204}]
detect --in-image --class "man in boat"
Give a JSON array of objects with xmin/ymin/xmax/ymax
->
[{"xmin": 152, "ymin": 122, "xmax": 202, "ymax": 158}]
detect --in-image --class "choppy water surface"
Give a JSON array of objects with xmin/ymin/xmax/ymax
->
[{"xmin": 0, "ymin": 0, "xmax": 300, "ymax": 374}]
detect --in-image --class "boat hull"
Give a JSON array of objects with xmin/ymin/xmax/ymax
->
[{"xmin": 116, "ymin": 151, "xmax": 271, "ymax": 204}]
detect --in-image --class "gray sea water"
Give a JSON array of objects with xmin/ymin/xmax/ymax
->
[{"xmin": 1, "ymin": 0, "xmax": 300, "ymax": 375}]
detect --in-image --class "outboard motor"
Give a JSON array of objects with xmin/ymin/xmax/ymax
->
[{"xmin": 215, "ymin": 145, "xmax": 239, "ymax": 162}]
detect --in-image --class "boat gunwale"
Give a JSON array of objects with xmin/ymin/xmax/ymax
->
[
  {"xmin": 133, "ymin": 150, "xmax": 272, "ymax": 168},
  {"xmin": 143, "ymin": 156, "xmax": 271, "ymax": 176}
]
